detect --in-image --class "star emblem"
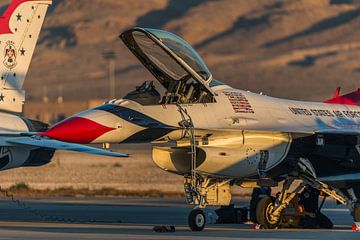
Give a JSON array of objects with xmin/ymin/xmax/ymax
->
[
  {"xmin": 0, "ymin": 93, "xmax": 5, "ymax": 102},
  {"xmin": 20, "ymin": 48, "xmax": 25, "ymax": 56},
  {"xmin": 16, "ymin": 13, "xmax": 22, "ymax": 21}
]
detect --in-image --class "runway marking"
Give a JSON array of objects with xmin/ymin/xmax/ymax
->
[
  {"xmin": 0, "ymin": 197, "xmax": 356, "ymax": 239},
  {"xmin": 322, "ymin": 208, "xmax": 349, "ymax": 212}
]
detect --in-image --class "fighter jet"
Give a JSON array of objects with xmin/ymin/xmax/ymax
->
[
  {"xmin": 0, "ymin": 0, "xmax": 126, "ymax": 173},
  {"xmin": 43, "ymin": 27, "xmax": 360, "ymax": 231}
]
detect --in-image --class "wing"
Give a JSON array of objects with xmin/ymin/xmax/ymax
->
[
  {"xmin": 6, "ymin": 137, "xmax": 128, "ymax": 157},
  {"xmin": 0, "ymin": 132, "xmax": 37, "ymax": 137},
  {"xmin": 316, "ymin": 129, "xmax": 360, "ymax": 135}
]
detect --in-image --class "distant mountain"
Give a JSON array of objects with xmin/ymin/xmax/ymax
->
[{"xmin": 1, "ymin": 0, "xmax": 359, "ymax": 102}]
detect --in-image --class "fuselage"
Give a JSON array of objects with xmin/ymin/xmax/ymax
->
[
  {"xmin": 44, "ymin": 83, "xmax": 360, "ymax": 179},
  {"xmin": 0, "ymin": 111, "xmax": 54, "ymax": 170},
  {"xmin": 45, "ymin": 83, "xmax": 360, "ymax": 143}
]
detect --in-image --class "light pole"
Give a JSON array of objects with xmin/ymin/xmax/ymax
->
[
  {"xmin": 102, "ymin": 50, "xmax": 116, "ymax": 150},
  {"xmin": 102, "ymin": 50, "xmax": 117, "ymax": 100}
]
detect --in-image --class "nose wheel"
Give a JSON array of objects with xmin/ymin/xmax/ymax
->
[{"xmin": 188, "ymin": 209, "xmax": 206, "ymax": 231}]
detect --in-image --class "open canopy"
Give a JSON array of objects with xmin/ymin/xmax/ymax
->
[{"xmin": 120, "ymin": 28, "xmax": 216, "ymax": 104}]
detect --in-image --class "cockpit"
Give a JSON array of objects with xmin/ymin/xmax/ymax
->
[{"xmin": 120, "ymin": 28, "xmax": 216, "ymax": 105}]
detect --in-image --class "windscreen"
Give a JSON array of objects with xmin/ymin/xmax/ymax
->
[
  {"xmin": 147, "ymin": 28, "xmax": 212, "ymax": 81},
  {"xmin": 120, "ymin": 28, "xmax": 216, "ymax": 104},
  {"xmin": 132, "ymin": 31, "xmax": 188, "ymax": 81}
]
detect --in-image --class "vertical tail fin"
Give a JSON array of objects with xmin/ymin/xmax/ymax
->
[
  {"xmin": 0, "ymin": 0, "xmax": 52, "ymax": 112},
  {"xmin": 324, "ymin": 88, "xmax": 360, "ymax": 106},
  {"xmin": 332, "ymin": 86, "xmax": 341, "ymax": 99}
]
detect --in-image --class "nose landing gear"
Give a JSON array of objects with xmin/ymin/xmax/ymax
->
[
  {"xmin": 184, "ymin": 176, "xmax": 232, "ymax": 231},
  {"xmin": 177, "ymin": 103, "xmax": 233, "ymax": 232},
  {"xmin": 188, "ymin": 209, "xmax": 206, "ymax": 231}
]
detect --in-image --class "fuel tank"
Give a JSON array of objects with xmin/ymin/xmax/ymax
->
[{"xmin": 152, "ymin": 131, "xmax": 291, "ymax": 178}]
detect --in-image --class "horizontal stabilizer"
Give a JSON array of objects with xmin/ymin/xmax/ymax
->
[
  {"xmin": 6, "ymin": 136, "xmax": 128, "ymax": 157},
  {"xmin": 324, "ymin": 88, "xmax": 360, "ymax": 106}
]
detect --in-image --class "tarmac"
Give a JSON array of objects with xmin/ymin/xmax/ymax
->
[{"xmin": 0, "ymin": 196, "xmax": 357, "ymax": 239}]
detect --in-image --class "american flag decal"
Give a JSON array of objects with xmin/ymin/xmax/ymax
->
[{"xmin": 224, "ymin": 91, "xmax": 254, "ymax": 113}]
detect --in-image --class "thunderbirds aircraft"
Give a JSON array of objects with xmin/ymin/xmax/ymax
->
[
  {"xmin": 0, "ymin": 0, "xmax": 125, "ymax": 173},
  {"xmin": 43, "ymin": 27, "xmax": 360, "ymax": 231}
]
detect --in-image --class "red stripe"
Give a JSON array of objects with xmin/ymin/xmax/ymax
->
[
  {"xmin": 324, "ymin": 89, "xmax": 360, "ymax": 106},
  {"xmin": 0, "ymin": 0, "xmax": 48, "ymax": 35},
  {"xmin": 40, "ymin": 117, "xmax": 115, "ymax": 144}
]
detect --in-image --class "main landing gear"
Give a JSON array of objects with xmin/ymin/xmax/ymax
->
[
  {"xmin": 255, "ymin": 174, "xmax": 348, "ymax": 229},
  {"xmin": 256, "ymin": 196, "xmax": 279, "ymax": 229}
]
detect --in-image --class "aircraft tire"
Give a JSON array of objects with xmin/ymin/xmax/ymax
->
[
  {"xmin": 256, "ymin": 196, "xmax": 281, "ymax": 229},
  {"xmin": 316, "ymin": 212, "xmax": 333, "ymax": 229},
  {"xmin": 188, "ymin": 209, "xmax": 206, "ymax": 231},
  {"xmin": 354, "ymin": 202, "xmax": 360, "ymax": 222}
]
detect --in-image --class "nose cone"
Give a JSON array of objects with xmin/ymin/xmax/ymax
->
[{"xmin": 41, "ymin": 116, "xmax": 116, "ymax": 144}]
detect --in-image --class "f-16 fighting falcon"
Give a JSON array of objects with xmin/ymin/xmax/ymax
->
[
  {"xmin": 43, "ymin": 27, "xmax": 360, "ymax": 231},
  {"xmin": 0, "ymin": 0, "xmax": 126, "ymax": 174}
]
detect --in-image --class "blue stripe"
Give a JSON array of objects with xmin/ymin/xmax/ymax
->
[{"xmin": 94, "ymin": 104, "xmax": 174, "ymax": 129}]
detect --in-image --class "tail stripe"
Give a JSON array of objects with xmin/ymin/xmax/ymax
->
[
  {"xmin": 324, "ymin": 88, "xmax": 360, "ymax": 106},
  {"xmin": 0, "ymin": 0, "xmax": 52, "ymax": 112}
]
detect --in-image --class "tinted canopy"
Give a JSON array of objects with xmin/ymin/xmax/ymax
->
[{"xmin": 120, "ymin": 28, "xmax": 214, "ymax": 96}]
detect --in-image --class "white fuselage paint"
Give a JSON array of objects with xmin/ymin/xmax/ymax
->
[
  {"xmin": 108, "ymin": 85, "xmax": 360, "ymax": 134},
  {"xmin": 74, "ymin": 84, "xmax": 359, "ymax": 178},
  {"xmin": 88, "ymin": 85, "xmax": 358, "ymax": 136},
  {"xmin": 0, "ymin": 111, "xmax": 36, "ymax": 170},
  {"xmin": 0, "ymin": 112, "xmax": 29, "ymax": 135}
]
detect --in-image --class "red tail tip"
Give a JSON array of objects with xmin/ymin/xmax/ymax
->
[{"xmin": 332, "ymin": 87, "xmax": 341, "ymax": 99}]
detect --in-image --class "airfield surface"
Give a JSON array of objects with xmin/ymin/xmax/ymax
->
[
  {"xmin": 0, "ymin": 197, "xmax": 357, "ymax": 240},
  {"xmin": 0, "ymin": 145, "xmax": 254, "ymax": 196}
]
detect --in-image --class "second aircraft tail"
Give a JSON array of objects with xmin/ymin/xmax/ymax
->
[{"xmin": 0, "ymin": 0, "xmax": 52, "ymax": 112}]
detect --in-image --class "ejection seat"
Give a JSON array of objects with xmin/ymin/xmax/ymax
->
[{"xmin": 123, "ymin": 81, "xmax": 161, "ymax": 105}]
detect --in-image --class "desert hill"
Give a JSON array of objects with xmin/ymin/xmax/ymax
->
[{"xmin": 0, "ymin": 0, "xmax": 359, "ymax": 102}]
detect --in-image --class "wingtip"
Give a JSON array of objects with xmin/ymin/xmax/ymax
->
[
  {"xmin": 107, "ymin": 150, "xmax": 129, "ymax": 157},
  {"xmin": 116, "ymin": 153, "xmax": 129, "ymax": 157}
]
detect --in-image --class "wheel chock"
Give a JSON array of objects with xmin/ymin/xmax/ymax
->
[{"xmin": 152, "ymin": 225, "xmax": 176, "ymax": 233}]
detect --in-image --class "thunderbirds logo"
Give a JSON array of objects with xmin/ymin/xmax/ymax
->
[{"xmin": 3, "ymin": 41, "xmax": 17, "ymax": 69}]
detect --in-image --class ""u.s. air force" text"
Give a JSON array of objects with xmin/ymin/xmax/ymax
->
[{"xmin": 289, "ymin": 107, "xmax": 360, "ymax": 119}]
